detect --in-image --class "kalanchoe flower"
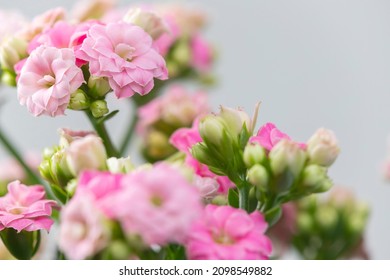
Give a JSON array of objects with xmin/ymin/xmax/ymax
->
[
  {"xmin": 186, "ymin": 205, "xmax": 272, "ymax": 260},
  {"xmin": 0, "ymin": 36, "xmax": 28, "ymax": 72},
  {"xmin": 106, "ymin": 157, "xmax": 134, "ymax": 174},
  {"xmin": 77, "ymin": 21, "xmax": 168, "ymax": 98},
  {"xmin": 58, "ymin": 128, "xmax": 96, "ymax": 147},
  {"xmin": 307, "ymin": 128, "xmax": 340, "ymax": 167},
  {"xmin": 71, "ymin": 0, "xmax": 116, "ymax": 22},
  {"xmin": 66, "ymin": 135, "xmax": 107, "ymax": 176},
  {"xmin": 0, "ymin": 181, "xmax": 57, "ymax": 232},
  {"xmin": 250, "ymin": 122, "xmax": 306, "ymax": 151},
  {"xmin": 111, "ymin": 164, "xmax": 202, "ymax": 245},
  {"xmin": 124, "ymin": 7, "xmax": 168, "ymax": 40},
  {"xmin": 0, "ymin": 9, "xmax": 27, "ymax": 42},
  {"xmin": 17, "ymin": 45, "xmax": 84, "ymax": 117},
  {"xmin": 59, "ymin": 194, "xmax": 110, "ymax": 260}
]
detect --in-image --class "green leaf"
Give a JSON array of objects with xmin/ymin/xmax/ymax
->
[
  {"xmin": 97, "ymin": 110, "xmax": 119, "ymax": 124},
  {"xmin": 228, "ymin": 188, "xmax": 239, "ymax": 208}
]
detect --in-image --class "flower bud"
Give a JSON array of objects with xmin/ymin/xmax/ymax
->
[
  {"xmin": 219, "ymin": 106, "xmax": 251, "ymax": 136},
  {"xmin": 243, "ymin": 143, "xmax": 266, "ymax": 167},
  {"xmin": 199, "ymin": 115, "xmax": 225, "ymax": 145},
  {"xmin": 66, "ymin": 135, "xmax": 107, "ymax": 176},
  {"xmin": 172, "ymin": 39, "xmax": 191, "ymax": 66},
  {"xmin": 302, "ymin": 164, "xmax": 333, "ymax": 193},
  {"xmin": 269, "ymin": 139, "xmax": 307, "ymax": 177},
  {"xmin": 39, "ymin": 149, "xmax": 73, "ymax": 188},
  {"xmin": 307, "ymin": 128, "xmax": 340, "ymax": 167},
  {"xmin": 107, "ymin": 157, "xmax": 134, "ymax": 174},
  {"xmin": 58, "ymin": 128, "xmax": 95, "ymax": 148},
  {"xmin": 123, "ymin": 8, "xmax": 168, "ymax": 40},
  {"xmin": 297, "ymin": 212, "xmax": 313, "ymax": 233},
  {"xmin": 315, "ymin": 206, "xmax": 338, "ymax": 229},
  {"xmin": 1, "ymin": 70, "xmax": 16, "ymax": 87},
  {"xmin": 87, "ymin": 76, "xmax": 111, "ymax": 98},
  {"xmin": 68, "ymin": 89, "xmax": 90, "ymax": 110},
  {"xmin": 0, "ymin": 36, "xmax": 28, "ymax": 71},
  {"xmin": 90, "ymin": 100, "xmax": 109, "ymax": 118},
  {"xmin": 247, "ymin": 164, "xmax": 268, "ymax": 188}
]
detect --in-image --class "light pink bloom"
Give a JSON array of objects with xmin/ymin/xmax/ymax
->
[
  {"xmin": 0, "ymin": 10, "xmax": 27, "ymax": 42},
  {"xmin": 59, "ymin": 128, "xmax": 96, "ymax": 147},
  {"xmin": 77, "ymin": 22, "xmax": 168, "ymax": 98},
  {"xmin": 59, "ymin": 194, "xmax": 110, "ymax": 260},
  {"xmin": 190, "ymin": 34, "xmax": 213, "ymax": 72},
  {"xmin": 250, "ymin": 122, "xmax": 306, "ymax": 151},
  {"xmin": 20, "ymin": 8, "xmax": 66, "ymax": 41},
  {"xmin": 186, "ymin": 205, "xmax": 272, "ymax": 260},
  {"xmin": 152, "ymin": 16, "xmax": 179, "ymax": 56},
  {"xmin": 76, "ymin": 171, "xmax": 123, "ymax": 217},
  {"xmin": 0, "ymin": 153, "xmax": 41, "ymax": 183},
  {"xmin": 0, "ymin": 181, "xmax": 57, "ymax": 232},
  {"xmin": 17, "ymin": 45, "xmax": 84, "ymax": 117},
  {"xmin": 170, "ymin": 120, "xmax": 234, "ymax": 193},
  {"xmin": 112, "ymin": 164, "xmax": 202, "ymax": 245},
  {"xmin": 137, "ymin": 85, "xmax": 209, "ymax": 135}
]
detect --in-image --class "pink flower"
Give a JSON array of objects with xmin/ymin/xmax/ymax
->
[
  {"xmin": 186, "ymin": 205, "xmax": 272, "ymax": 260},
  {"xmin": 59, "ymin": 194, "xmax": 110, "ymax": 260},
  {"xmin": 137, "ymin": 85, "xmax": 209, "ymax": 135},
  {"xmin": 0, "ymin": 9, "xmax": 27, "ymax": 42},
  {"xmin": 76, "ymin": 171, "xmax": 123, "ymax": 217},
  {"xmin": 17, "ymin": 45, "xmax": 84, "ymax": 117},
  {"xmin": 0, "ymin": 181, "xmax": 57, "ymax": 232},
  {"xmin": 58, "ymin": 128, "xmax": 96, "ymax": 147},
  {"xmin": 170, "ymin": 120, "xmax": 235, "ymax": 193},
  {"xmin": 112, "ymin": 164, "xmax": 202, "ymax": 245},
  {"xmin": 250, "ymin": 123, "xmax": 306, "ymax": 151},
  {"xmin": 190, "ymin": 34, "xmax": 213, "ymax": 72},
  {"xmin": 0, "ymin": 153, "xmax": 41, "ymax": 183},
  {"xmin": 77, "ymin": 22, "xmax": 168, "ymax": 98}
]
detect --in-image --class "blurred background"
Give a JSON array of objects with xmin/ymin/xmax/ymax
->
[{"xmin": 1, "ymin": 0, "xmax": 390, "ymax": 259}]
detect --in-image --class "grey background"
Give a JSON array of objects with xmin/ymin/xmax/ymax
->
[{"xmin": 1, "ymin": 0, "xmax": 390, "ymax": 259}]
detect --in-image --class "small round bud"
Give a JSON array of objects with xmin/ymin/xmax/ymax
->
[{"xmin": 90, "ymin": 100, "xmax": 109, "ymax": 118}]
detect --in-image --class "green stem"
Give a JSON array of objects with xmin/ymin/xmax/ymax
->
[
  {"xmin": 119, "ymin": 108, "xmax": 138, "ymax": 156},
  {"xmin": 85, "ymin": 111, "xmax": 119, "ymax": 158},
  {"xmin": 238, "ymin": 181, "xmax": 251, "ymax": 212}
]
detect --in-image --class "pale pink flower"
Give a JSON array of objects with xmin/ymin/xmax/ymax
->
[
  {"xmin": 77, "ymin": 22, "xmax": 168, "ymax": 98},
  {"xmin": 66, "ymin": 135, "xmax": 107, "ymax": 176},
  {"xmin": 58, "ymin": 128, "xmax": 96, "ymax": 147},
  {"xmin": 137, "ymin": 85, "xmax": 209, "ymax": 135},
  {"xmin": 170, "ymin": 120, "xmax": 234, "ymax": 193},
  {"xmin": 17, "ymin": 45, "xmax": 84, "ymax": 117},
  {"xmin": 250, "ymin": 122, "xmax": 306, "ymax": 151},
  {"xmin": 112, "ymin": 164, "xmax": 202, "ymax": 245},
  {"xmin": 307, "ymin": 128, "xmax": 340, "ymax": 167},
  {"xmin": 190, "ymin": 34, "xmax": 213, "ymax": 72},
  {"xmin": 153, "ymin": 16, "xmax": 179, "ymax": 56},
  {"xmin": 59, "ymin": 194, "xmax": 110, "ymax": 260},
  {"xmin": 186, "ymin": 205, "xmax": 272, "ymax": 260},
  {"xmin": 0, "ymin": 181, "xmax": 57, "ymax": 232},
  {"xmin": 20, "ymin": 8, "xmax": 66, "ymax": 41},
  {"xmin": 0, "ymin": 10, "xmax": 27, "ymax": 42},
  {"xmin": 76, "ymin": 171, "xmax": 123, "ymax": 217},
  {"xmin": 0, "ymin": 153, "xmax": 41, "ymax": 183}
]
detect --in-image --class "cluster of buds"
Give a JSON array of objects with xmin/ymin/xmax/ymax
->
[
  {"xmin": 192, "ymin": 105, "xmax": 340, "ymax": 225},
  {"xmin": 39, "ymin": 129, "xmax": 134, "ymax": 202},
  {"xmin": 292, "ymin": 188, "xmax": 369, "ymax": 259}
]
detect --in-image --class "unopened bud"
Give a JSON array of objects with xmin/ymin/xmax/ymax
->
[
  {"xmin": 199, "ymin": 115, "xmax": 225, "ymax": 145},
  {"xmin": 123, "ymin": 8, "xmax": 168, "ymax": 40},
  {"xmin": 68, "ymin": 89, "xmax": 90, "ymax": 110},
  {"xmin": 302, "ymin": 164, "xmax": 333, "ymax": 193},
  {"xmin": 315, "ymin": 206, "xmax": 338, "ymax": 229},
  {"xmin": 87, "ymin": 76, "xmax": 111, "ymax": 98},
  {"xmin": 219, "ymin": 106, "xmax": 251, "ymax": 136},
  {"xmin": 297, "ymin": 213, "xmax": 313, "ymax": 232},
  {"xmin": 90, "ymin": 100, "xmax": 108, "ymax": 118},
  {"xmin": 243, "ymin": 143, "xmax": 266, "ymax": 167},
  {"xmin": 0, "ymin": 36, "xmax": 28, "ymax": 71},
  {"xmin": 107, "ymin": 157, "xmax": 134, "ymax": 174},
  {"xmin": 66, "ymin": 135, "xmax": 107, "ymax": 176},
  {"xmin": 247, "ymin": 164, "xmax": 268, "ymax": 188},
  {"xmin": 269, "ymin": 139, "xmax": 307, "ymax": 177},
  {"xmin": 307, "ymin": 128, "xmax": 340, "ymax": 167},
  {"xmin": 172, "ymin": 39, "xmax": 191, "ymax": 66},
  {"xmin": 1, "ymin": 70, "xmax": 16, "ymax": 87},
  {"xmin": 39, "ymin": 149, "xmax": 73, "ymax": 188}
]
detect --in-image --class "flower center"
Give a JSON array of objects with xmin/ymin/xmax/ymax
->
[
  {"xmin": 115, "ymin": 43, "xmax": 136, "ymax": 61},
  {"xmin": 212, "ymin": 231, "xmax": 235, "ymax": 245},
  {"xmin": 150, "ymin": 195, "xmax": 163, "ymax": 207},
  {"xmin": 71, "ymin": 222, "xmax": 87, "ymax": 240},
  {"xmin": 37, "ymin": 74, "xmax": 56, "ymax": 88}
]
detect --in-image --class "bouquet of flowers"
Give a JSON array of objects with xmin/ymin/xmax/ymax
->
[{"xmin": 0, "ymin": 0, "xmax": 369, "ymax": 260}]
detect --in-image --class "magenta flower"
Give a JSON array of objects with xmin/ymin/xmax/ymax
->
[
  {"xmin": 0, "ymin": 181, "xmax": 57, "ymax": 232},
  {"xmin": 77, "ymin": 22, "xmax": 168, "ymax": 98},
  {"xmin": 112, "ymin": 164, "xmax": 202, "ymax": 245},
  {"xmin": 17, "ymin": 45, "xmax": 84, "ymax": 117},
  {"xmin": 250, "ymin": 122, "xmax": 306, "ymax": 151},
  {"xmin": 186, "ymin": 205, "xmax": 272, "ymax": 260}
]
